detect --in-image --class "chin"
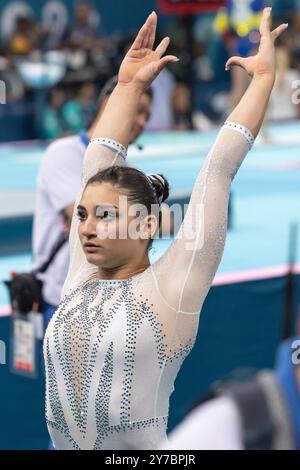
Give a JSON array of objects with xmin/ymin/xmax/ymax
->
[
  {"xmin": 130, "ymin": 130, "xmax": 141, "ymax": 143},
  {"xmin": 85, "ymin": 253, "xmax": 104, "ymax": 265}
]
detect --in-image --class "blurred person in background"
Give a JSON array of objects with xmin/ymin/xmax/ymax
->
[
  {"xmin": 268, "ymin": 44, "xmax": 300, "ymax": 121},
  {"xmin": 62, "ymin": 82, "xmax": 97, "ymax": 133},
  {"xmin": 8, "ymin": 15, "xmax": 40, "ymax": 56},
  {"xmin": 39, "ymin": 88, "xmax": 66, "ymax": 140},
  {"xmin": 66, "ymin": 1, "xmax": 105, "ymax": 50},
  {"xmin": 0, "ymin": 54, "xmax": 25, "ymax": 103},
  {"xmin": 145, "ymin": 68, "xmax": 176, "ymax": 131},
  {"xmin": 172, "ymin": 82, "xmax": 194, "ymax": 131},
  {"xmin": 32, "ymin": 76, "xmax": 155, "ymax": 330},
  {"xmin": 163, "ymin": 16, "xmax": 193, "ymax": 83},
  {"xmin": 290, "ymin": 10, "xmax": 300, "ymax": 69}
]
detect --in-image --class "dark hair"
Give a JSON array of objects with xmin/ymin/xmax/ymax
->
[
  {"xmin": 98, "ymin": 75, "xmax": 153, "ymax": 106},
  {"xmin": 86, "ymin": 166, "xmax": 169, "ymax": 248}
]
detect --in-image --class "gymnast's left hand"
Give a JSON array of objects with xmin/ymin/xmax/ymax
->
[
  {"xmin": 225, "ymin": 7, "xmax": 288, "ymax": 79},
  {"xmin": 118, "ymin": 11, "xmax": 178, "ymax": 91}
]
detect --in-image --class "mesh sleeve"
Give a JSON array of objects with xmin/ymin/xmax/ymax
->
[
  {"xmin": 151, "ymin": 123, "xmax": 253, "ymax": 317},
  {"xmin": 61, "ymin": 141, "xmax": 126, "ymax": 298}
]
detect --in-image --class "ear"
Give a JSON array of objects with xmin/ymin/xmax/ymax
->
[{"xmin": 140, "ymin": 214, "xmax": 158, "ymax": 240}]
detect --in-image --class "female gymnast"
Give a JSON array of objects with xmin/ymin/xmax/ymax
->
[{"xmin": 44, "ymin": 9, "xmax": 287, "ymax": 449}]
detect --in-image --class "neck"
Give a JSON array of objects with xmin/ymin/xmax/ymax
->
[{"xmin": 97, "ymin": 255, "xmax": 150, "ymax": 281}]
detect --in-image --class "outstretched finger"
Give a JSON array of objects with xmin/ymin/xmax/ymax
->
[
  {"xmin": 141, "ymin": 26, "xmax": 150, "ymax": 49},
  {"xmin": 131, "ymin": 13, "xmax": 153, "ymax": 50},
  {"xmin": 148, "ymin": 12, "xmax": 157, "ymax": 50},
  {"xmin": 155, "ymin": 37, "xmax": 170, "ymax": 58},
  {"xmin": 260, "ymin": 7, "xmax": 272, "ymax": 37},
  {"xmin": 271, "ymin": 23, "xmax": 288, "ymax": 41},
  {"xmin": 142, "ymin": 12, "xmax": 157, "ymax": 49},
  {"xmin": 225, "ymin": 56, "xmax": 247, "ymax": 71},
  {"xmin": 154, "ymin": 55, "xmax": 179, "ymax": 77}
]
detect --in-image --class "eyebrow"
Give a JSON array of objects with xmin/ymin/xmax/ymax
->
[
  {"xmin": 77, "ymin": 204, "xmax": 119, "ymax": 213},
  {"xmin": 96, "ymin": 204, "xmax": 119, "ymax": 213}
]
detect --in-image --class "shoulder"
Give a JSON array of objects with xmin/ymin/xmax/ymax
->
[
  {"xmin": 37, "ymin": 135, "xmax": 85, "ymax": 186},
  {"xmin": 41, "ymin": 135, "xmax": 84, "ymax": 167},
  {"xmin": 46, "ymin": 134, "xmax": 83, "ymax": 154}
]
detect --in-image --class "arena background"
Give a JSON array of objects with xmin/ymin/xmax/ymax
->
[{"xmin": 0, "ymin": 0, "xmax": 299, "ymax": 449}]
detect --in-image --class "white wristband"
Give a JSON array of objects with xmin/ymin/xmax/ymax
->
[
  {"xmin": 223, "ymin": 121, "xmax": 255, "ymax": 149},
  {"xmin": 90, "ymin": 138, "xmax": 127, "ymax": 160}
]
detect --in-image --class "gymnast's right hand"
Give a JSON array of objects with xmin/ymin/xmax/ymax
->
[{"xmin": 118, "ymin": 11, "xmax": 178, "ymax": 91}]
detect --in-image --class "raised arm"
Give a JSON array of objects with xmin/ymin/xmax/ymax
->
[
  {"xmin": 62, "ymin": 12, "xmax": 178, "ymax": 297},
  {"xmin": 152, "ymin": 8, "xmax": 288, "ymax": 316},
  {"xmin": 225, "ymin": 7, "xmax": 288, "ymax": 137}
]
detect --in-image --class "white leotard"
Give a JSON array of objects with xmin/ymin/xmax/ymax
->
[{"xmin": 44, "ymin": 123, "xmax": 253, "ymax": 449}]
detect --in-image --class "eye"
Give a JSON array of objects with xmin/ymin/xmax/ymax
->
[
  {"xmin": 77, "ymin": 210, "xmax": 86, "ymax": 221},
  {"xmin": 100, "ymin": 210, "xmax": 115, "ymax": 221},
  {"xmin": 96, "ymin": 206, "xmax": 117, "ymax": 221}
]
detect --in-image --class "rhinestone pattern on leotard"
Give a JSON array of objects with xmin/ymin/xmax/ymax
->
[{"xmin": 44, "ymin": 277, "xmax": 194, "ymax": 450}]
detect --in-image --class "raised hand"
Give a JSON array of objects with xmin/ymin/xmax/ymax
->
[
  {"xmin": 118, "ymin": 12, "xmax": 178, "ymax": 90},
  {"xmin": 225, "ymin": 7, "xmax": 288, "ymax": 78}
]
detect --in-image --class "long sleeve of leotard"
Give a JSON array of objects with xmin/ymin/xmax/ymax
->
[
  {"xmin": 61, "ymin": 141, "xmax": 126, "ymax": 298},
  {"xmin": 150, "ymin": 122, "xmax": 254, "ymax": 318}
]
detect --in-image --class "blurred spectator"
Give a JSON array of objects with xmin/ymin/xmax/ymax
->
[
  {"xmin": 268, "ymin": 45, "xmax": 300, "ymax": 121},
  {"xmin": 193, "ymin": 14, "xmax": 216, "ymax": 83},
  {"xmin": 290, "ymin": 13, "xmax": 300, "ymax": 69},
  {"xmin": 0, "ymin": 55, "xmax": 25, "ymax": 103},
  {"xmin": 172, "ymin": 82, "xmax": 193, "ymax": 131},
  {"xmin": 164, "ymin": 17, "xmax": 193, "ymax": 83},
  {"xmin": 3, "ymin": 2, "xmax": 300, "ymax": 141},
  {"xmin": 62, "ymin": 82, "xmax": 97, "ymax": 133},
  {"xmin": 8, "ymin": 16, "xmax": 40, "ymax": 56},
  {"xmin": 66, "ymin": 1, "xmax": 104, "ymax": 50},
  {"xmin": 40, "ymin": 88, "xmax": 65, "ymax": 140},
  {"xmin": 145, "ymin": 68, "xmax": 176, "ymax": 132},
  {"xmin": 272, "ymin": 0, "xmax": 297, "ymax": 23},
  {"xmin": 171, "ymin": 80, "xmax": 214, "ymax": 132}
]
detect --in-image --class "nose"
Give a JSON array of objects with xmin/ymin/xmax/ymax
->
[{"xmin": 81, "ymin": 217, "xmax": 97, "ymax": 239}]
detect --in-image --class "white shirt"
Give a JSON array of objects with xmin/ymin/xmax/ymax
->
[
  {"xmin": 145, "ymin": 69, "xmax": 176, "ymax": 131},
  {"xmin": 268, "ymin": 69, "xmax": 300, "ymax": 121},
  {"xmin": 32, "ymin": 135, "xmax": 85, "ymax": 306}
]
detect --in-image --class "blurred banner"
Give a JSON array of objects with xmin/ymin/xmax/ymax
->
[{"xmin": 158, "ymin": 0, "xmax": 225, "ymax": 14}]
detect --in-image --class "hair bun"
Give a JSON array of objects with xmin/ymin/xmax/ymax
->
[{"xmin": 147, "ymin": 173, "xmax": 169, "ymax": 204}]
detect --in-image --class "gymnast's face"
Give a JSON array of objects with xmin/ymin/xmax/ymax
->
[{"xmin": 77, "ymin": 183, "xmax": 157, "ymax": 269}]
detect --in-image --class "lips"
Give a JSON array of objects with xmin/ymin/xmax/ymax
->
[{"xmin": 83, "ymin": 243, "xmax": 101, "ymax": 253}]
